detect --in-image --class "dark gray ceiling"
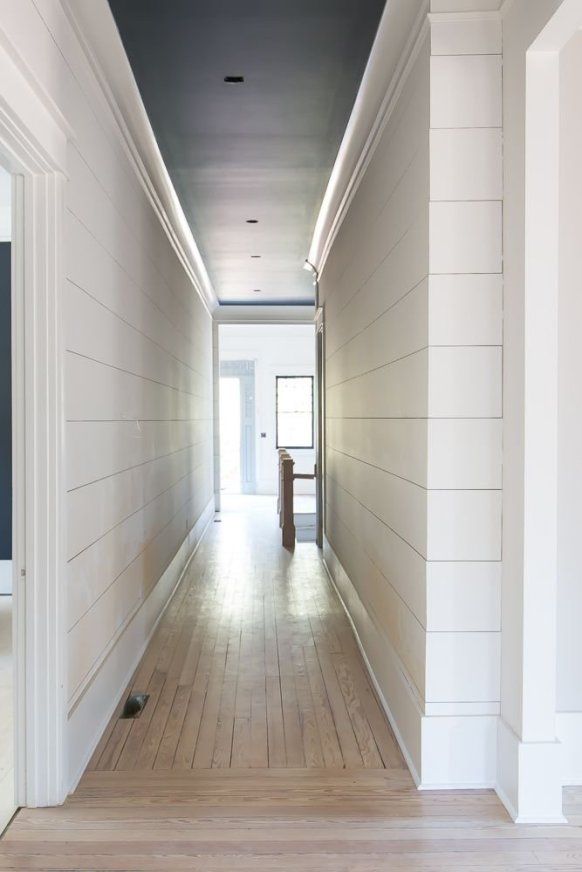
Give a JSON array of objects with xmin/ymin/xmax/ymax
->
[{"xmin": 109, "ymin": 0, "xmax": 385, "ymax": 304}]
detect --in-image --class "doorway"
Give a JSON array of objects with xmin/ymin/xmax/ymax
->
[
  {"xmin": 0, "ymin": 165, "xmax": 14, "ymax": 831},
  {"xmin": 219, "ymin": 360, "xmax": 256, "ymax": 494},
  {"xmin": 217, "ymin": 323, "xmax": 317, "ymax": 532}
]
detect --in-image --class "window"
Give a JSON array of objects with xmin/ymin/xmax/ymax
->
[{"xmin": 276, "ymin": 376, "xmax": 314, "ymax": 449}]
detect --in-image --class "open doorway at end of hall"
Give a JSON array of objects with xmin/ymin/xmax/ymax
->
[
  {"xmin": 0, "ymin": 164, "xmax": 14, "ymax": 833},
  {"xmin": 217, "ymin": 324, "xmax": 317, "ymax": 537},
  {"xmin": 219, "ymin": 359, "xmax": 256, "ymax": 495}
]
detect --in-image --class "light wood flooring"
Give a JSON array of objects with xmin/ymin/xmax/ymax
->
[
  {"xmin": 89, "ymin": 495, "xmax": 405, "ymax": 772},
  {"xmin": 2, "ymin": 496, "xmax": 582, "ymax": 870}
]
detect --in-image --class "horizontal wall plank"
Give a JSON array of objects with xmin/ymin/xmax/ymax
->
[
  {"xmin": 326, "ymin": 476, "xmax": 428, "ymax": 625},
  {"xmin": 428, "ymin": 346, "xmax": 502, "ymax": 418},
  {"xmin": 428, "ymin": 274, "xmax": 502, "ymax": 345},
  {"xmin": 65, "ymin": 280, "xmax": 209, "ymax": 398},
  {"xmin": 68, "ymin": 491, "xmax": 210, "ymax": 704},
  {"xmin": 427, "ymin": 488, "xmax": 502, "ymax": 560},
  {"xmin": 326, "ymin": 279, "xmax": 428, "ymax": 388},
  {"xmin": 429, "ymin": 201, "xmax": 502, "ymax": 274},
  {"xmin": 66, "ymin": 421, "xmax": 211, "ymax": 491},
  {"xmin": 326, "ymin": 504, "xmax": 426, "ymax": 698},
  {"xmin": 426, "ymin": 561, "xmax": 501, "ymax": 632},
  {"xmin": 425, "ymin": 631, "xmax": 500, "ymax": 703},
  {"xmin": 67, "ymin": 445, "xmax": 210, "ymax": 560},
  {"xmin": 68, "ymin": 462, "xmax": 210, "ymax": 629},
  {"xmin": 66, "ymin": 352, "xmax": 210, "ymax": 423},
  {"xmin": 430, "ymin": 17, "xmax": 502, "ymax": 56},
  {"xmin": 325, "ymin": 220, "xmax": 429, "ymax": 358},
  {"xmin": 327, "ymin": 350, "xmax": 428, "ymax": 419},
  {"xmin": 430, "ymin": 54, "xmax": 502, "ymax": 128},
  {"xmin": 327, "ymin": 448, "xmax": 427, "ymax": 557},
  {"xmin": 430, "ymin": 128, "xmax": 502, "ymax": 201}
]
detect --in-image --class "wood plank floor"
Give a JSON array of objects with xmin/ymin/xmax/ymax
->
[
  {"xmin": 2, "ymin": 496, "xmax": 582, "ymax": 870},
  {"xmin": 89, "ymin": 496, "xmax": 405, "ymax": 772}
]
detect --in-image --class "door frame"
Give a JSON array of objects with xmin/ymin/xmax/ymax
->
[
  {"xmin": 220, "ymin": 360, "xmax": 257, "ymax": 494},
  {"xmin": 315, "ymin": 307, "xmax": 325, "ymax": 548},
  {"xmin": 497, "ymin": 0, "xmax": 582, "ymax": 823},
  {"xmin": 0, "ymin": 40, "xmax": 69, "ymax": 807}
]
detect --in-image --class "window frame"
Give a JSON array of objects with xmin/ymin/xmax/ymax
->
[{"xmin": 275, "ymin": 374, "xmax": 314, "ymax": 450}]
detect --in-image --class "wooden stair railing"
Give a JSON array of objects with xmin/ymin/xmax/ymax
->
[{"xmin": 277, "ymin": 448, "xmax": 316, "ymax": 548}]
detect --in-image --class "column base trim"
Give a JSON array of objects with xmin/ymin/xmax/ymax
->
[
  {"xmin": 323, "ymin": 535, "xmax": 498, "ymax": 789},
  {"xmin": 496, "ymin": 716, "xmax": 566, "ymax": 823}
]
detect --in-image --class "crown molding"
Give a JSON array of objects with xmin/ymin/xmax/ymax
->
[
  {"xmin": 214, "ymin": 304, "xmax": 316, "ymax": 325},
  {"xmin": 60, "ymin": 0, "xmax": 218, "ymax": 315},
  {"xmin": 307, "ymin": 0, "xmax": 430, "ymax": 277},
  {"xmin": 428, "ymin": 9, "xmax": 503, "ymax": 21},
  {"xmin": 430, "ymin": 0, "xmax": 503, "ymax": 9}
]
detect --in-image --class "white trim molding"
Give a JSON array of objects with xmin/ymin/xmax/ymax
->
[
  {"xmin": 60, "ymin": 0, "xmax": 218, "ymax": 315},
  {"xmin": 497, "ymin": 0, "xmax": 582, "ymax": 824},
  {"xmin": 0, "ymin": 34, "xmax": 69, "ymax": 806},
  {"xmin": 308, "ymin": 0, "xmax": 429, "ymax": 275},
  {"xmin": 322, "ymin": 536, "xmax": 422, "ymax": 786},
  {"xmin": 323, "ymin": 537, "xmax": 497, "ymax": 791}
]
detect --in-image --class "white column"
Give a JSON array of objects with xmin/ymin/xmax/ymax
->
[
  {"xmin": 497, "ymin": 0, "xmax": 582, "ymax": 824},
  {"xmin": 421, "ymin": 6, "xmax": 503, "ymax": 789}
]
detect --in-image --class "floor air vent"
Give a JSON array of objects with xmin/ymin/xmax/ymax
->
[{"xmin": 120, "ymin": 692, "xmax": 149, "ymax": 719}]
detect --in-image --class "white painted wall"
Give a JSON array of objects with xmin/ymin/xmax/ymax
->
[
  {"xmin": 219, "ymin": 324, "xmax": 316, "ymax": 495},
  {"xmin": 498, "ymin": 0, "xmax": 568, "ymax": 820},
  {"xmin": 321, "ymin": 8, "xmax": 503, "ymax": 789},
  {"xmin": 556, "ymin": 29, "xmax": 582, "ymax": 785},
  {"xmin": 0, "ymin": 167, "xmax": 9, "ymax": 242},
  {"xmin": 500, "ymin": 0, "xmax": 562, "ymax": 758},
  {"xmin": 322, "ymin": 27, "xmax": 432, "ymax": 780},
  {"xmin": 557, "ymin": 28, "xmax": 582, "ymax": 716},
  {"xmin": 0, "ymin": 1, "xmax": 214, "ymax": 788}
]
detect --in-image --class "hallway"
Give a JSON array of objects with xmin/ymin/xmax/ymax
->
[
  {"xmin": 3, "ymin": 501, "xmax": 582, "ymax": 870},
  {"xmin": 88, "ymin": 496, "xmax": 404, "ymax": 773}
]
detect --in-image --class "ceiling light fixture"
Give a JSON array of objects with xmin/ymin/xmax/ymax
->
[
  {"xmin": 224, "ymin": 75, "xmax": 244, "ymax": 84},
  {"xmin": 246, "ymin": 219, "xmax": 258, "ymax": 224},
  {"xmin": 253, "ymin": 289, "xmax": 262, "ymax": 293},
  {"xmin": 251, "ymin": 255, "xmax": 261, "ymax": 259}
]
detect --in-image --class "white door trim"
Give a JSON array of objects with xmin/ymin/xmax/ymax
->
[
  {"xmin": 0, "ymin": 33, "xmax": 68, "ymax": 807},
  {"xmin": 497, "ymin": 0, "xmax": 582, "ymax": 824}
]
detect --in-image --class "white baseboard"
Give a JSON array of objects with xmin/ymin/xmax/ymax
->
[
  {"xmin": 557, "ymin": 711, "xmax": 582, "ymax": 786},
  {"xmin": 419, "ymin": 713, "xmax": 497, "ymax": 789},
  {"xmin": 0, "ymin": 560, "xmax": 12, "ymax": 595},
  {"xmin": 496, "ymin": 716, "xmax": 566, "ymax": 823},
  {"xmin": 67, "ymin": 498, "xmax": 214, "ymax": 792},
  {"xmin": 323, "ymin": 535, "xmax": 499, "ymax": 790},
  {"xmin": 323, "ymin": 535, "xmax": 422, "ymax": 783}
]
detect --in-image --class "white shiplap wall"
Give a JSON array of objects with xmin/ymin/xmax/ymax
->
[
  {"xmin": 422, "ymin": 12, "xmax": 503, "ymax": 786},
  {"xmin": 322, "ymin": 10, "xmax": 503, "ymax": 787},
  {"xmin": 0, "ymin": 1, "xmax": 214, "ymax": 786},
  {"xmin": 322, "ymin": 33, "xmax": 432, "ymax": 777}
]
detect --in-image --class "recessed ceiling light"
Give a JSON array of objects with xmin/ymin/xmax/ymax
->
[
  {"xmin": 251, "ymin": 255, "xmax": 261, "ymax": 259},
  {"xmin": 224, "ymin": 75, "xmax": 244, "ymax": 84},
  {"xmin": 246, "ymin": 219, "xmax": 258, "ymax": 224},
  {"xmin": 252, "ymin": 289, "xmax": 261, "ymax": 293}
]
